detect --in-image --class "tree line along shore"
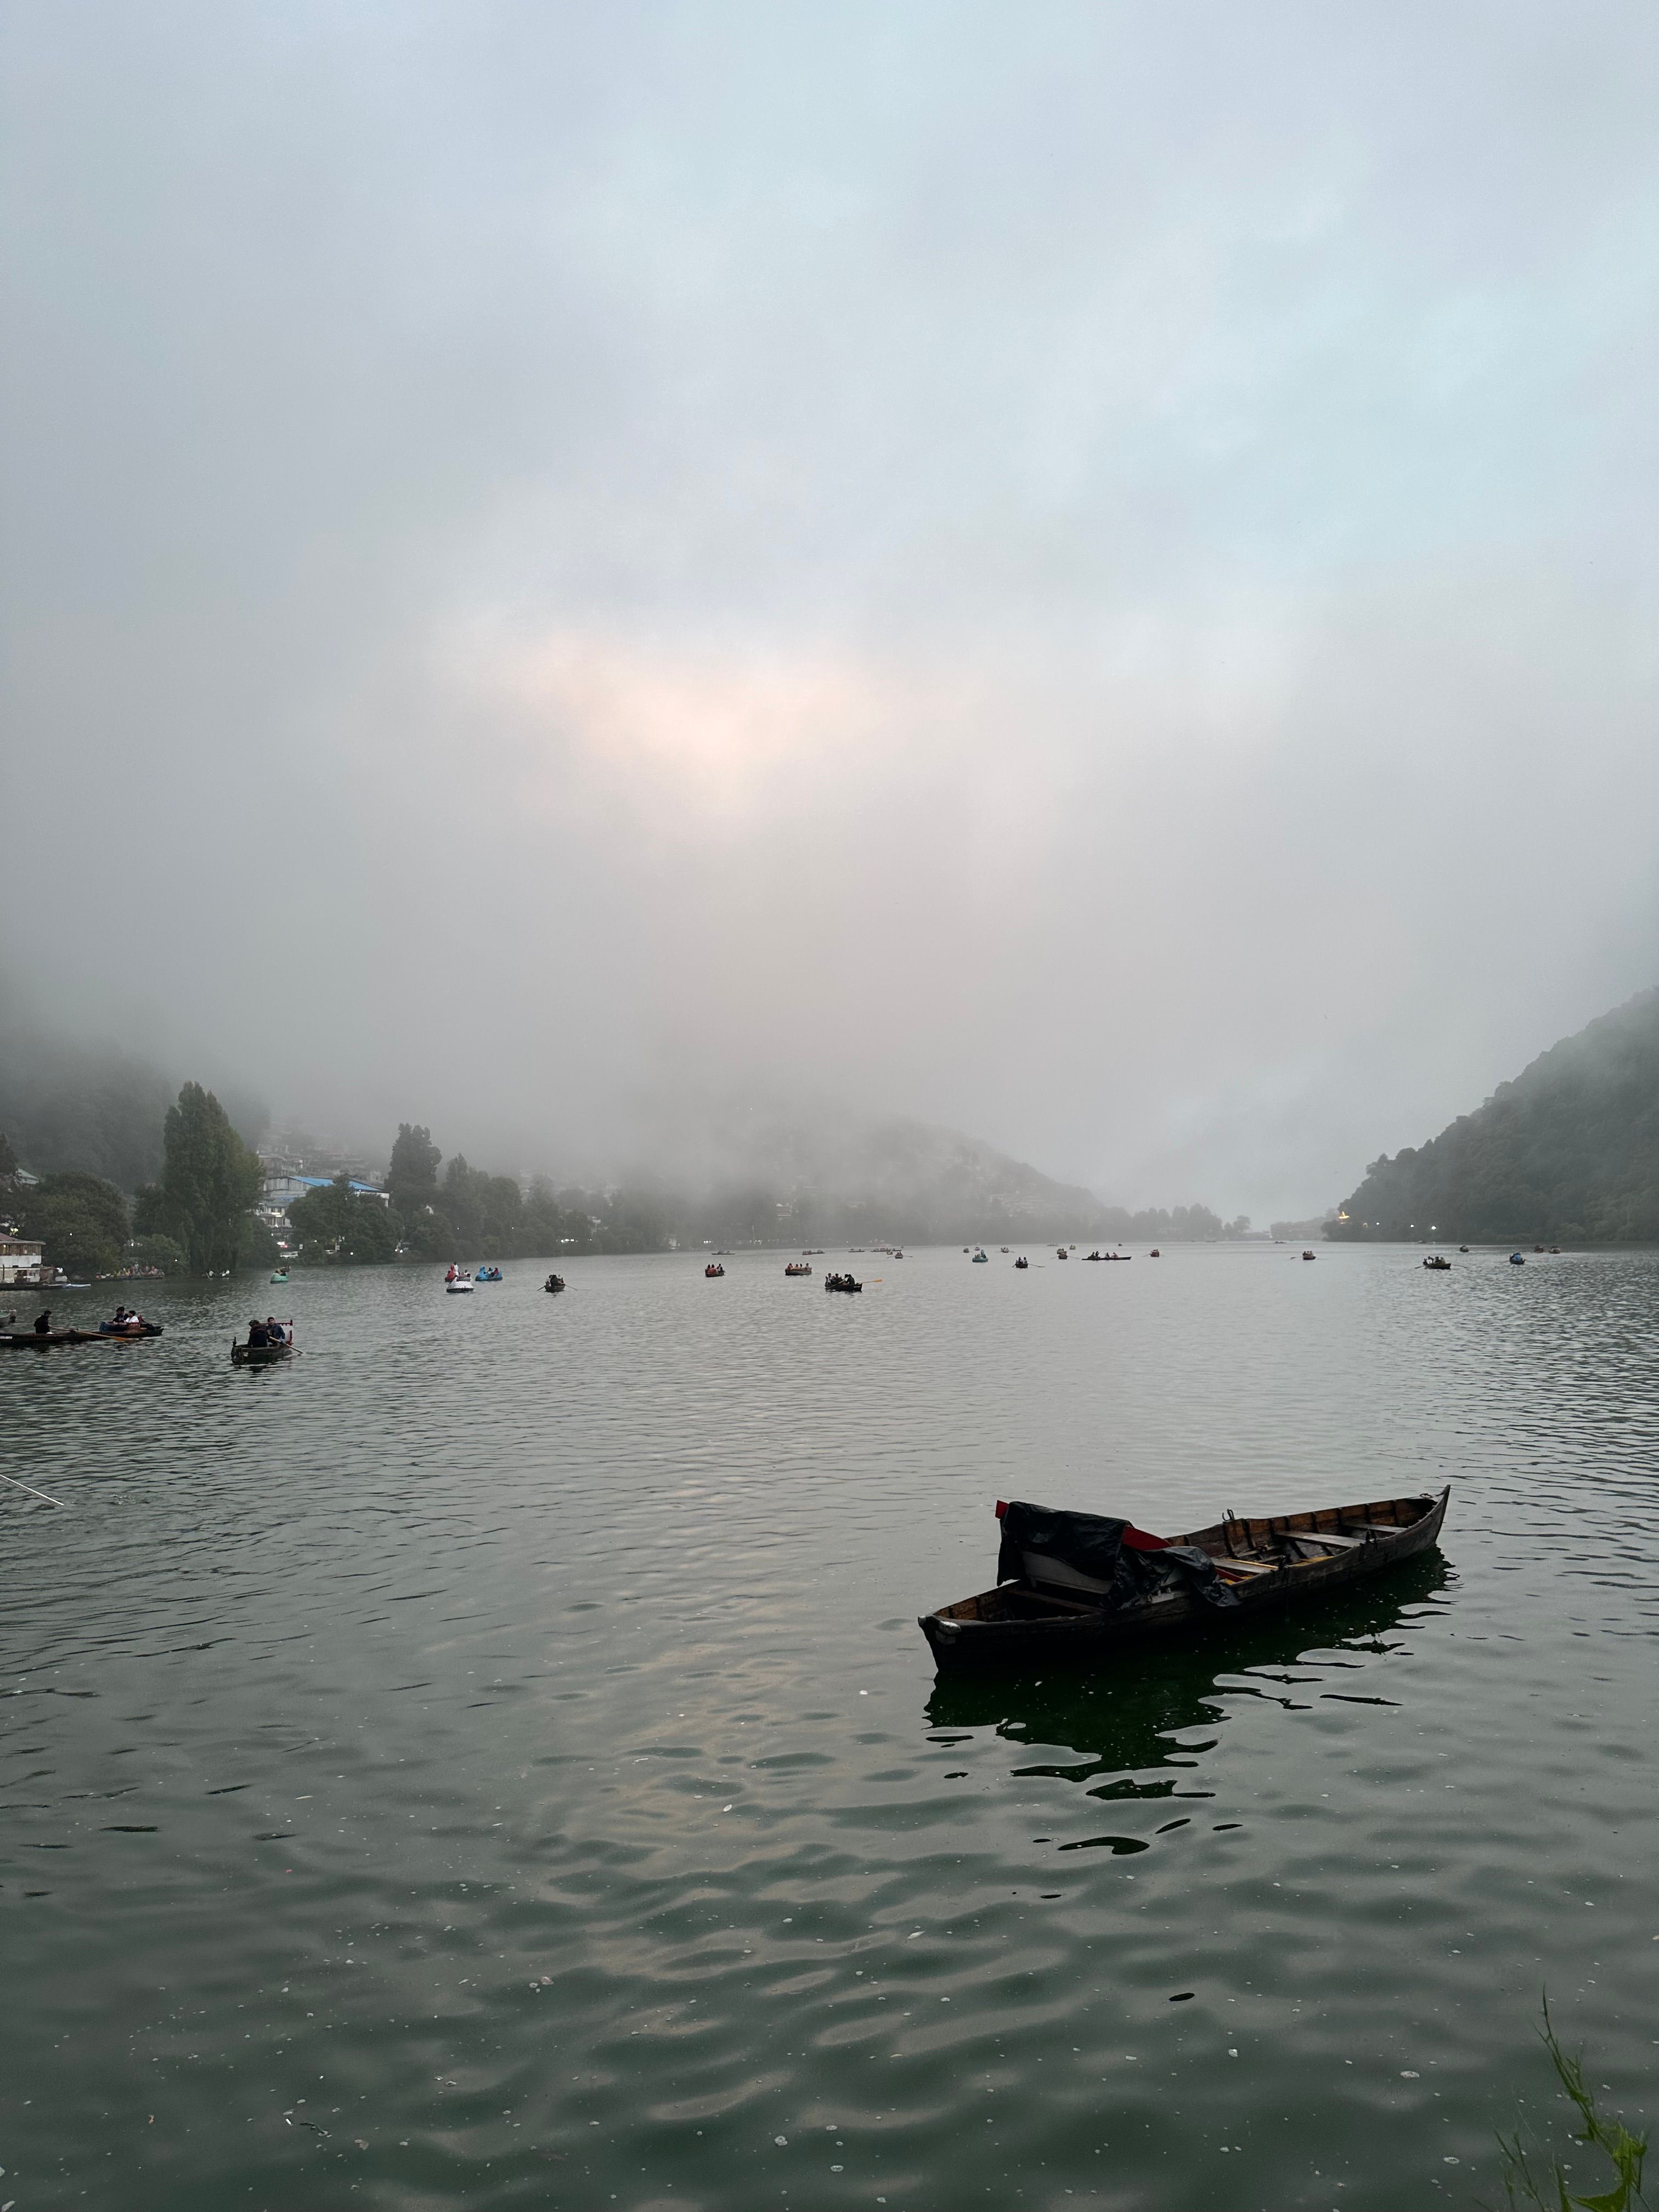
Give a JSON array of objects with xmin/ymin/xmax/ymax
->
[
  {"xmin": 2, "ymin": 1100, "xmax": 1253, "ymax": 1279},
  {"xmin": 9, "ymin": 984, "xmax": 1657, "ymax": 1278}
]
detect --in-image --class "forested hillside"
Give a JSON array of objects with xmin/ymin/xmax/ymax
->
[{"xmin": 1330, "ymin": 989, "xmax": 1659, "ymax": 1243}]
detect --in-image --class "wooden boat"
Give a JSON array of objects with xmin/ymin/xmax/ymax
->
[
  {"xmin": 1149, "ymin": 1248, "xmax": 1160, "ymax": 1257},
  {"xmin": 705, "ymin": 1262, "xmax": 725, "ymax": 1278},
  {"xmin": 823, "ymin": 1272, "xmax": 862, "ymax": 1294},
  {"xmin": 1, "ymin": 1328, "xmax": 117, "ymax": 1348},
  {"xmin": 543, "ymin": 1274, "xmax": 566, "ymax": 1294},
  {"xmin": 98, "ymin": 1318, "xmax": 163, "ymax": 1335},
  {"xmin": 1422, "ymin": 1255, "xmax": 1451, "ymax": 1271},
  {"xmin": 784, "ymin": 1262, "xmax": 812, "ymax": 1276},
  {"xmin": 1014, "ymin": 1256, "xmax": 1029, "ymax": 1268},
  {"xmin": 1056, "ymin": 1248, "xmax": 1068, "ymax": 1260},
  {"xmin": 231, "ymin": 1332, "xmax": 294, "ymax": 1366},
  {"xmin": 1302, "ymin": 1249, "xmax": 1317, "ymax": 1260},
  {"xmin": 919, "ymin": 1487, "xmax": 1450, "ymax": 1673}
]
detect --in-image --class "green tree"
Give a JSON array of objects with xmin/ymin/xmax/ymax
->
[
  {"xmin": 133, "ymin": 1082, "xmax": 263, "ymax": 1273},
  {"xmin": 125, "ymin": 1233, "xmax": 187, "ymax": 1275},
  {"xmin": 387, "ymin": 1123, "xmax": 442, "ymax": 1209},
  {"xmin": 0, "ymin": 1129, "xmax": 18, "ymax": 1187},
  {"xmin": 17, "ymin": 1171, "xmax": 130, "ymax": 1278},
  {"xmin": 287, "ymin": 1175, "xmax": 399, "ymax": 1264}
]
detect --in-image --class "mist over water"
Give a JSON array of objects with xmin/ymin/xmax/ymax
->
[{"xmin": 5, "ymin": 4, "xmax": 1658, "ymax": 1215}]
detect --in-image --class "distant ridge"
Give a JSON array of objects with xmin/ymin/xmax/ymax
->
[
  {"xmin": 605, "ymin": 1102, "xmax": 1249, "ymax": 1246},
  {"xmin": 1329, "ymin": 988, "xmax": 1659, "ymax": 1243}
]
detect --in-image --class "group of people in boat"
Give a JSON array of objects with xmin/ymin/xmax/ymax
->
[
  {"xmin": 245, "ymin": 1316, "xmax": 290, "ymax": 1349},
  {"xmin": 106, "ymin": 1305, "xmax": 150, "ymax": 1331}
]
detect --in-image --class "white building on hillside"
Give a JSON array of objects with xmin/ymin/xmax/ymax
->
[{"xmin": 0, "ymin": 1235, "xmax": 45, "ymax": 1286}]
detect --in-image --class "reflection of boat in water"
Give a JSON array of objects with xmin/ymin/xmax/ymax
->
[{"xmin": 921, "ymin": 1488, "xmax": 1449, "ymax": 1674}]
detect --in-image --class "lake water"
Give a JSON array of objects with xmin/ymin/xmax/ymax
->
[{"xmin": 2, "ymin": 1243, "xmax": 1656, "ymax": 2210}]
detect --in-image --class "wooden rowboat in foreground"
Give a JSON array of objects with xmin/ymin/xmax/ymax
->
[{"xmin": 919, "ymin": 1487, "xmax": 1449, "ymax": 1673}]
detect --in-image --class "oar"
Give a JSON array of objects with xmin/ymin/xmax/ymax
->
[{"xmin": 0, "ymin": 1469, "xmax": 66, "ymax": 1508}]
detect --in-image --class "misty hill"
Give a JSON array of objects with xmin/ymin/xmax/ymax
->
[
  {"xmin": 0, "ymin": 1008, "xmax": 265, "ymax": 1193},
  {"xmin": 617, "ymin": 1105, "xmax": 1244, "ymax": 1246},
  {"xmin": 1329, "ymin": 988, "xmax": 1659, "ymax": 1243},
  {"xmin": 585, "ymin": 1089, "xmax": 1246, "ymax": 1246}
]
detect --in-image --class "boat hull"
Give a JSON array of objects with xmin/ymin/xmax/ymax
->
[
  {"xmin": 230, "ymin": 1341, "xmax": 294, "ymax": 1365},
  {"xmin": 1, "ymin": 1329, "xmax": 112, "ymax": 1348},
  {"xmin": 919, "ymin": 1488, "xmax": 1448, "ymax": 1674}
]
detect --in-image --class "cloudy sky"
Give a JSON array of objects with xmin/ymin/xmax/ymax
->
[{"xmin": 4, "ymin": 1, "xmax": 1656, "ymax": 1213}]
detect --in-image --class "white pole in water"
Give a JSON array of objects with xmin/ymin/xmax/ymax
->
[{"xmin": 0, "ymin": 1469, "xmax": 66, "ymax": 1508}]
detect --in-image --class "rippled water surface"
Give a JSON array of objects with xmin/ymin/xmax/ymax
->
[{"xmin": 3, "ymin": 1244, "xmax": 1657, "ymax": 2210}]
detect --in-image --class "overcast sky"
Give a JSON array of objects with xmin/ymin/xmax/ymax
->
[{"xmin": 4, "ymin": 2, "xmax": 1656, "ymax": 1214}]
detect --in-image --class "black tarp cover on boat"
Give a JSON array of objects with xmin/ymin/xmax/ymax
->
[{"xmin": 996, "ymin": 1500, "xmax": 1238, "ymax": 1611}]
